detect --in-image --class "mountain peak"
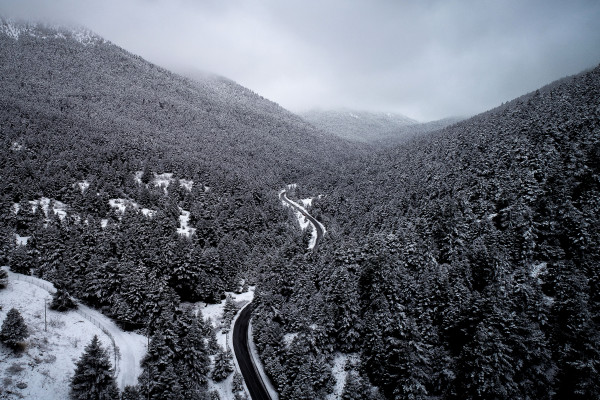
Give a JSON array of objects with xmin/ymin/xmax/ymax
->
[{"xmin": 0, "ymin": 16, "xmax": 105, "ymax": 46}]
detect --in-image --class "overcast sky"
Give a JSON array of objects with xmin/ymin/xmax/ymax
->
[{"xmin": 2, "ymin": 0, "xmax": 600, "ymax": 121}]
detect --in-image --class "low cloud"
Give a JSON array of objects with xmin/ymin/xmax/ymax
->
[{"xmin": 2, "ymin": 0, "xmax": 599, "ymax": 120}]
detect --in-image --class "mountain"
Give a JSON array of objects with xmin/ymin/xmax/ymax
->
[
  {"xmin": 299, "ymin": 108, "xmax": 417, "ymax": 143},
  {"xmin": 0, "ymin": 18, "xmax": 357, "ymax": 198},
  {"xmin": 254, "ymin": 65, "xmax": 600, "ymax": 399}
]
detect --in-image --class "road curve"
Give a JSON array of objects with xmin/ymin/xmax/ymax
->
[
  {"xmin": 233, "ymin": 303, "xmax": 272, "ymax": 400},
  {"xmin": 279, "ymin": 190, "xmax": 325, "ymax": 251}
]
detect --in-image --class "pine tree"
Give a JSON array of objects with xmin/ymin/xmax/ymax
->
[
  {"xmin": 121, "ymin": 386, "xmax": 141, "ymax": 400},
  {"xmin": 0, "ymin": 268, "xmax": 8, "ymax": 289},
  {"xmin": 70, "ymin": 335, "xmax": 119, "ymax": 400},
  {"xmin": 211, "ymin": 349, "xmax": 233, "ymax": 382},
  {"xmin": 221, "ymin": 294, "xmax": 238, "ymax": 333},
  {"xmin": 0, "ymin": 308, "xmax": 28, "ymax": 348},
  {"xmin": 50, "ymin": 286, "xmax": 78, "ymax": 311}
]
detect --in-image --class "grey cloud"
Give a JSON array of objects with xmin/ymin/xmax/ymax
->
[{"xmin": 1, "ymin": 0, "xmax": 599, "ymax": 121}]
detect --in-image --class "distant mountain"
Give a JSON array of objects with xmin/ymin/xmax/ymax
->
[
  {"xmin": 300, "ymin": 109, "xmax": 417, "ymax": 143},
  {"xmin": 300, "ymin": 108, "xmax": 462, "ymax": 144},
  {"xmin": 0, "ymin": 18, "xmax": 356, "ymax": 197}
]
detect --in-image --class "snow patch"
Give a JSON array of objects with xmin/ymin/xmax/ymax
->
[
  {"xmin": 29, "ymin": 197, "xmax": 67, "ymax": 220},
  {"xmin": 177, "ymin": 208, "xmax": 196, "ymax": 237},
  {"xmin": 154, "ymin": 173, "xmax": 173, "ymax": 193},
  {"xmin": 109, "ymin": 198, "xmax": 155, "ymax": 218},
  {"xmin": 530, "ymin": 262, "xmax": 547, "ymax": 279},
  {"xmin": 10, "ymin": 141, "xmax": 23, "ymax": 151},
  {"xmin": 283, "ymin": 332, "xmax": 299, "ymax": 348},
  {"xmin": 300, "ymin": 198, "xmax": 313, "ymax": 207},
  {"xmin": 75, "ymin": 180, "xmax": 89, "ymax": 193},
  {"xmin": 1, "ymin": 267, "xmax": 146, "ymax": 396},
  {"xmin": 15, "ymin": 234, "xmax": 30, "ymax": 246},
  {"xmin": 326, "ymin": 353, "xmax": 361, "ymax": 400},
  {"xmin": 134, "ymin": 171, "xmax": 143, "ymax": 184},
  {"xmin": 100, "ymin": 219, "xmax": 109, "ymax": 228},
  {"xmin": 349, "ymin": 112, "xmax": 360, "ymax": 119},
  {"xmin": 179, "ymin": 179, "xmax": 194, "ymax": 192}
]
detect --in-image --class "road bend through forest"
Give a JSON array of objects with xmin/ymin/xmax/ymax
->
[{"xmin": 232, "ymin": 189, "xmax": 326, "ymax": 400}]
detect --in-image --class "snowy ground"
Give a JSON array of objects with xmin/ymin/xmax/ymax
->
[
  {"xmin": 177, "ymin": 208, "xmax": 196, "ymax": 237},
  {"xmin": 0, "ymin": 268, "xmax": 147, "ymax": 396},
  {"xmin": 325, "ymin": 353, "xmax": 360, "ymax": 400},
  {"xmin": 0, "ymin": 275, "xmax": 115, "ymax": 399}
]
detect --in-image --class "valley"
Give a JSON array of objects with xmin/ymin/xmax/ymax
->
[{"xmin": 1, "ymin": 10, "xmax": 600, "ymax": 400}]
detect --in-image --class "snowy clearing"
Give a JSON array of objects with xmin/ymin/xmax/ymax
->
[
  {"xmin": 326, "ymin": 353, "xmax": 361, "ymax": 400},
  {"xmin": 28, "ymin": 198, "xmax": 67, "ymax": 220},
  {"xmin": 1, "ymin": 268, "xmax": 147, "ymax": 392},
  {"xmin": 179, "ymin": 179, "xmax": 194, "ymax": 191},
  {"xmin": 15, "ymin": 234, "xmax": 30, "ymax": 246},
  {"xmin": 74, "ymin": 180, "xmax": 89, "ymax": 193},
  {"xmin": 0, "ymin": 273, "xmax": 115, "ymax": 399},
  {"xmin": 177, "ymin": 209, "xmax": 196, "ymax": 237}
]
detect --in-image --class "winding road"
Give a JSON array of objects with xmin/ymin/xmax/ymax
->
[
  {"xmin": 232, "ymin": 188, "xmax": 326, "ymax": 400},
  {"xmin": 279, "ymin": 190, "xmax": 325, "ymax": 251}
]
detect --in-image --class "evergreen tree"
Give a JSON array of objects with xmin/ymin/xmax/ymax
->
[
  {"xmin": 50, "ymin": 286, "xmax": 78, "ymax": 311},
  {"xmin": 0, "ymin": 268, "xmax": 8, "ymax": 289},
  {"xmin": 221, "ymin": 294, "xmax": 238, "ymax": 333},
  {"xmin": 70, "ymin": 335, "xmax": 119, "ymax": 400},
  {"xmin": 0, "ymin": 308, "xmax": 28, "ymax": 348},
  {"xmin": 121, "ymin": 386, "xmax": 141, "ymax": 400},
  {"xmin": 211, "ymin": 349, "xmax": 233, "ymax": 382}
]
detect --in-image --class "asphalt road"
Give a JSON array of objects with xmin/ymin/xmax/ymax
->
[
  {"xmin": 233, "ymin": 303, "xmax": 272, "ymax": 400},
  {"xmin": 279, "ymin": 190, "xmax": 324, "ymax": 251}
]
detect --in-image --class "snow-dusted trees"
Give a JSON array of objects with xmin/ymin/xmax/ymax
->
[
  {"xmin": 211, "ymin": 349, "xmax": 233, "ymax": 382},
  {"xmin": 70, "ymin": 335, "xmax": 119, "ymax": 400},
  {"xmin": 50, "ymin": 286, "xmax": 78, "ymax": 311},
  {"xmin": 0, "ymin": 308, "xmax": 28, "ymax": 349},
  {"xmin": 0, "ymin": 268, "xmax": 7, "ymax": 288}
]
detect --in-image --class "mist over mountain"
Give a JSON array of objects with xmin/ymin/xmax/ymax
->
[{"xmin": 300, "ymin": 108, "xmax": 463, "ymax": 145}]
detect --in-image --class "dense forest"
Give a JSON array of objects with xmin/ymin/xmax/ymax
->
[{"xmin": 1, "ymin": 18, "xmax": 600, "ymax": 400}]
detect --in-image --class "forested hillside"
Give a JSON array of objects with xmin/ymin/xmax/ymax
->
[
  {"xmin": 0, "ymin": 19, "xmax": 356, "ymax": 399},
  {"xmin": 253, "ymin": 65, "xmax": 600, "ymax": 399}
]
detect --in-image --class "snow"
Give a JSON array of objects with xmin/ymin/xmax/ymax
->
[
  {"xmin": 134, "ymin": 171, "xmax": 143, "ymax": 184},
  {"xmin": 75, "ymin": 180, "xmax": 89, "ymax": 193},
  {"xmin": 108, "ymin": 198, "xmax": 131, "ymax": 213},
  {"xmin": 530, "ymin": 262, "xmax": 547, "ymax": 279},
  {"xmin": 15, "ymin": 234, "xmax": 30, "ymax": 246},
  {"xmin": 100, "ymin": 219, "xmax": 108, "ymax": 228},
  {"xmin": 282, "ymin": 332, "xmax": 298, "ymax": 348},
  {"xmin": 109, "ymin": 198, "xmax": 155, "ymax": 218},
  {"xmin": 286, "ymin": 183, "xmax": 297, "ymax": 190},
  {"xmin": 0, "ymin": 19, "xmax": 104, "ymax": 45},
  {"xmin": 1, "ymin": 268, "xmax": 147, "ymax": 393},
  {"xmin": 177, "ymin": 209, "xmax": 196, "ymax": 237},
  {"xmin": 326, "ymin": 353, "xmax": 361, "ymax": 400},
  {"xmin": 140, "ymin": 208, "xmax": 156, "ymax": 217},
  {"xmin": 349, "ymin": 112, "xmax": 360, "ymax": 119},
  {"xmin": 29, "ymin": 198, "xmax": 67, "ymax": 220},
  {"xmin": 10, "ymin": 141, "xmax": 23, "ymax": 151},
  {"xmin": 179, "ymin": 179, "xmax": 194, "ymax": 192},
  {"xmin": 0, "ymin": 270, "xmax": 116, "ymax": 399},
  {"xmin": 154, "ymin": 173, "xmax": 173, "ymax": 193},
  {"xmin": 300, "ymin": 198, "xmax": 313, "ymax": 207}
]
